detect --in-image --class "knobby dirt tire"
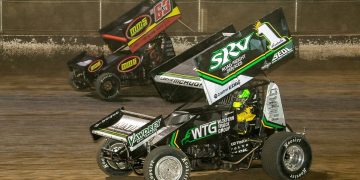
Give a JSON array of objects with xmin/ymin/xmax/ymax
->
[
  {"xmin": 144, "ymin": 146, "xmax": 191, "ymax": 180},
  {"xmin": 262, "ymin": 132, "xmax": 312, "ymax": 180},
  {"xmin": 95, "ymin": 73, "xmax": 121, "ymax": 101}
]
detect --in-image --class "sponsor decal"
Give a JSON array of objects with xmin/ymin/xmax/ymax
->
[
  {"xmin": 221, "ymin": 54, "xmax": 246, "ymax": 74},
  {"xmin": 267, "ymin": 88, "xmax": 280, "ymax": 120},
  {"xmin": 197, "ymin": 20, "xmax": 293, "ymax": 83},
  {"xmin": 195, "ymin": 11, "xmax": 293, "ymax": 105},
  {"xmin": 201, "ymin": 75, "xmax": 253, "ymax": 104},
  {"xmin": 265, "ymin": 85, "xmax": 283, "ymax": 123},
  {"xmin": 188, "ymin": 121, "xmax": 217, "ymax": 141},
  {"xmin": 182, "ymin": 157, "xmax": 190, "ymax": 179},
  {"xmin": 217, "ymin": 115, "xmax": 234, "ymax": 133},
  {"xmin": 149, "ymin": 160, "xmax": 155, "ymax": 180},
  {"xmin": 290, "ymin": 168, "xmax": 307, "ymax": 179},
  {"xmin": 209, "ymin": 33, "xmax": 253, "ymax": 72},
  {"xmin": 230, "ymin": 139, "xmax": 250, "ymax": 154},
  {"xmin": 88, "ymin": 59, "xmax": 103, "ymax": 72},
  {"xmin": 126, "ymin": 15, "xmax": 152, "ymax": 39},
  {"xmin": 284, "ymin": 138, "xmax": 302, "ymax": 148},
  {"xmin": 117, "ymin": 56, "xmax": 141, "ymax": 73},
  {"xmin": 157, "ymin": 75, "xmax": 203, "ymax": 88},
  {"xmin": 127, "ymin": 118, "xmax": 161, "ymax": 147},
  {"xmin": 272, "ymin": 47, "xmax": 293, "ymax": 63},
  {"xmin": 231, "ymin": 139, "xmax": 249, "ymax": 146},
  {"xmin": 263, "ymin": 83, "xmax": 286, "ymax": 128},
  {"xmin": 255, "ymin": 21, "xmax": 287, "ymax": 50},
  {"xmin": 181, "ymin": 116, "xmax": 235, "ymax": 145},
  {"xmin": 128, "ymin": 3, "xmax": 180, "ymax": 53},
  {"xmin": 152, "ymin": 0, "xmax": 172, "ymax": 22},
  {"xmin": 213, "ymin": 79, "xmax": 241, "ymax": 99}
]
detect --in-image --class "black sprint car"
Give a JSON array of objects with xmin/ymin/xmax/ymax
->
[{"xmin": 68, "ymin": 0, "xmax": 180, "ymax": 101}]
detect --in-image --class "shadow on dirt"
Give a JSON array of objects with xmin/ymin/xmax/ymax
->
[
  {"xmin": 304, "ymin": 171, "xmax": 330, "ymax": 179},
  {"xmin": 84, "ymin": 88, "xmax": 160, "ymax": 102},
  {"xmin": 106, "ymin": 170, "xmax": 329, "ymax": 180}
]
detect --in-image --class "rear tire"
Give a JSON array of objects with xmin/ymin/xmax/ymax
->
[
  {"xmin": 144, "ymin": 146, "xmax": 191, "ymax": 180},
  {"xmin": 97, "ymin": 139, "xmax": 131, "ymax": 176},
  {"xmin": 262, "ymin": 132, "xmax": 312, "ymax": 179},
  {"xmin": 95, "ymin": 73, "xmax": 121, "ymax": 101}
]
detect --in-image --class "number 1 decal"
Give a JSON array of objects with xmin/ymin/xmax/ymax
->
[{"xmin": 255, "ymin": 21, "xmax": 287, "ymax": 50}]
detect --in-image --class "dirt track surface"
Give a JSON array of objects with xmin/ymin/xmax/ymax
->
[{"xmin": 0, "ymin": 59, "xmax": 359, "ymax": 179}]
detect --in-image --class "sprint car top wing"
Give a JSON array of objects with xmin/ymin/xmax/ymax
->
[
  {"xmin": 195, "ymin": 8, "xmax": 295, "ymax": 104},
  {"xmin": 150, "ymin": 25, "xmax": 237, "ymax": 91},
  {"xmin": 99, "ymin": 0, "xmax": 181, "ymax": 53}
]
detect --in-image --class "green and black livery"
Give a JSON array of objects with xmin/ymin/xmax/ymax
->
[{"xmin": 89, "ymin": 8, "xmax": 312, "ymax": 180}]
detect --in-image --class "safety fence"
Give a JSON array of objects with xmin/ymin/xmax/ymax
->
[{"xmin": 0, "ymin": 0, "xmax": 359, "ymax": 35}]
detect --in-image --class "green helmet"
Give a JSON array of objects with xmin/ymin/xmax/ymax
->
[
  {"xmin": 233, "ymin": 89, "xmax": 251, "ymax": 108},
  {"xmin": 238, "ymin": 89, "xmax": 251, "ymax": 99}
]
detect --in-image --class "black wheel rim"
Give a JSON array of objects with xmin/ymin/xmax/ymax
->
[{"xmin": 100, "ymin": 77, "xmax": 120, "ymax": 98}]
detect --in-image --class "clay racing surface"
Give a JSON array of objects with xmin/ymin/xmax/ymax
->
[{"xmin": 0, "ymin": 59, "xmax": 359, "ymax": 179}]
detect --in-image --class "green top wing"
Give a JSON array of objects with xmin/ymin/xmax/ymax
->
[
  {"xmin": 194, "ymin": 8, "xmax": 295, "ymax": 104},
  {"xmin": 150, "ymin": 8, "xmax": 295, "ymax": 105}
]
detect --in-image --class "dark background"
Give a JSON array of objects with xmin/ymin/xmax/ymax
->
[
  {"xmin": 1, "ymin": 0, "xmax": 360, "ymax": 35},
  {"xmin": 0, "ymin": 0, "xmax": 359, "ymax": 179}
]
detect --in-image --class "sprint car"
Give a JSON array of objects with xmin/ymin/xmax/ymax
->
[
  {"xmin": 89, "ymin": 9, "xmax": 312, "ymax": 180},
  {"xmin": 68, "ymin": 0, "xmax": 180, "ymax": 101}
]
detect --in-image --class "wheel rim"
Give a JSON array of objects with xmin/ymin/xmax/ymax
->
[
  {"xmin": 105, "ymin": 143, "xmax": 127, "ymax": 170},
  {"xmin": 101, "ymin": 78, "xmax": 119, "ymax": 98},
  {"xmin": 103, "ymin": 80, "xmax": 113, "ymax": 91},
  {"xmin": 282, "ymin": 144, "xmax": 305, "ymax": 172},
  {"xmin": 155, "ymin": 156, "xmax": 183, "ymax": 180}
]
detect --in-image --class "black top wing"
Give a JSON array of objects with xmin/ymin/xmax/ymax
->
[{"xmin": 99, "ymin": 0, "xmax": 181, "ymax": 53}]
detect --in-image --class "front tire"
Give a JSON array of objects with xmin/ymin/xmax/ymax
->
[
  {"xmin": 69, "ymin": 71, "xmax": 89, "ymax": 91},
  {"xmin": 262, "ymin": 132, "xmax": 312, "ymax": 179},
  {"xmin": 97, "ymin": 139, "xmax": 131, "ymax": 176},
  {"xmin": 144, "ymin": 146, "xmax": 191, "ymax": 180},
  {"xmin": 95, "ymin": 73, "xmax": 121, "ymax": 101}
]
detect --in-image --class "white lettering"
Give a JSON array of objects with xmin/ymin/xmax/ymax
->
[{"xmin": 209, "ymin": 34, "xmax": 253, "ymax": 72}]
